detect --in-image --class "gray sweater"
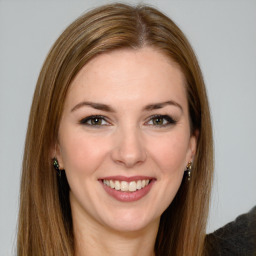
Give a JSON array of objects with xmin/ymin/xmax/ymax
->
[{"xmin": 206, "ymin": 206, "xmax": 256, "ymax": 255}]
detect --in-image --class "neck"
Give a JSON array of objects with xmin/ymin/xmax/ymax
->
[{"xmin": 73, "ymin": 215, "xmax": 159, "ymax": 256}]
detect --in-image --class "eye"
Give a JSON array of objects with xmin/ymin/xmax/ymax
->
[
  {"xmin": 79, "ymin": 115, "xmax": 110, "ymax": 126},
  {"xmin": 146, "ymin": 115, "xmax": 177, "ymax": 127}
]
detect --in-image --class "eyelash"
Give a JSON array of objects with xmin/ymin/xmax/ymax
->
[
  {"xmin": 79, "ymin": 114, "xmax": 177, "ymax": 127},
  {"xmin": 79, "ymin": 115, "xmax": 110, "ymax": 126},
  {"xmin": 145, "ymin": 114, "xmax": 177, "ymax": 127}
]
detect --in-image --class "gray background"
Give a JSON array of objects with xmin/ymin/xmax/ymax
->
[{"xmin": 0, "ymin": 0, "xmax": 255, "ymax": 255}]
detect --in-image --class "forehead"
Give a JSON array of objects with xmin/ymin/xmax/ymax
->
[{"xmin": 66, "ymin": 47, "xmax": 187, "ymax": 108}]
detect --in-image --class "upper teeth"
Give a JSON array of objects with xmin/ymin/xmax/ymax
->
[{"xmin": 103, "ymin": 179, "xmax": 150, "ymax": 192}]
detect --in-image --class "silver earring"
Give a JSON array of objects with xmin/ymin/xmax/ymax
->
[
  {"xmin": 186, "ymin": 162, "xmax": 192, "ymax": 181},
  {"xmin": 53, "ymin": 157, "xmax": 62, "ymax": 177}
]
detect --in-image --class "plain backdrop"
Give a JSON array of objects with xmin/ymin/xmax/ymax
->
[{"xmin": 0, "ymin": 0, "xmax": 255, "ymax": 255}]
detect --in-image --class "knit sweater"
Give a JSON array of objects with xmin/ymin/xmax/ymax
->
[{"xmin": 206, "ymin": 206, "xmax": 256, "ymax": 255}]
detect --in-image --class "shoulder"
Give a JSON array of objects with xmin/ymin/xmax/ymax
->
[{"xmin": 205, "ymin": 206, "xmax": 256, "ymax": 256}]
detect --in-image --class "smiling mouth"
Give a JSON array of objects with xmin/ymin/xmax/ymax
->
[{"xmin": 102, "ymin": 179, "xmax": 151, "ymax": 192}]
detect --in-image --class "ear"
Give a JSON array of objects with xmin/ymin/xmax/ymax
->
[
  {"xmin": 51, "ymin": 142, "xmax": 64, "ymax": 169},
  {"xmin": 187, "ymin": 129, "xmax": 199, "ymax": 163}
]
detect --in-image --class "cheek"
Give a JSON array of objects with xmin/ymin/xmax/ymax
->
[
  {"xmin": 59, "ymin": 130, "xmax": 109, "ymax": 175},
  {"xmin": 147, "ymin": 132, "xmax": 190, "ymax": 174}
]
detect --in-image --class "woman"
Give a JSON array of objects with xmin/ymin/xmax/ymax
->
[{"xmin": 17, "ymin": 3, "xmax": 213, "ymax": 256}]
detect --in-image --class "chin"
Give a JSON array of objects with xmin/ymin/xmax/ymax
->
[{"xmin": 101, "ymin": 210, "xmax": 160, "ymax": 234}]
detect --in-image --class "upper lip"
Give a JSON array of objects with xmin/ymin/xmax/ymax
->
[{"xmin": 99, "ymin": 175, "xmax": 155, "ymax": 182}]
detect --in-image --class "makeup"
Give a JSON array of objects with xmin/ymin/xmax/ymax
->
[{"xmin": 99, "ymin": 176, "xmax": 156, "ymax": 202}]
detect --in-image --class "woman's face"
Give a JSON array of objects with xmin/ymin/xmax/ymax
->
[{"xmin": 57, "ymin": 47, "xmax": 196, "ymax": 232}]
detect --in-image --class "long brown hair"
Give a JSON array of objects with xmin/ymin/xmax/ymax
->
[{"xmin": 17, "ymin": 3, "xmax": 213, "ymax": 256}]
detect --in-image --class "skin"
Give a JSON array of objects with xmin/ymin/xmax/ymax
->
[{"xmin": 56, "ymin": 47, "xmax": 197, "ymax": 256}]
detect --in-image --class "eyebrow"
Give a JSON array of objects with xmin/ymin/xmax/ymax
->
[
  {"xmin": 71, "ymin": 100, "xmax": 183, "ymax": 112},
  {"xmin": 143, "ymin": 101, "xmax": 183, "ymax": 112},
  {"xmin": 71, "ymin": 101, "xmax": 115, "ymax": 112}
]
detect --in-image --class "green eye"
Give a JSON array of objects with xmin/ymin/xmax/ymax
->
[
  {"xmin": 147, "ymin": 115, "xmax": 177, "ymax": 127},
  {"xmin": 90, "ymin": 117, "xmax": 102, "ymax": 125},
  {"xmin": 152, "ymin": 117, "xmax": 164, "ymax": 125},
  {"xmin": 80, "ymin": 115, "xmax": 108, "ymax": 126}
]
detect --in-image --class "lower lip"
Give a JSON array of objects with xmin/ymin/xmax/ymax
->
[{"xmin": 101, "ymin": 180, "xmax": 155, "ymax": 202}]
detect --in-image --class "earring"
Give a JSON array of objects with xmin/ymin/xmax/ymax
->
[
  {"xmin": 53, "ymin": 157, "xmax": 62, "ymax": 177},
  {"xmin": 186, "ymin": 161, "xmax": 192, "ymax": 181}
]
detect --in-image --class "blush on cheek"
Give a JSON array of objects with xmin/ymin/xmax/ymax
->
[
  {"xmin": 62, "ymin": 135, "xmax": 110, "ymax": 175},
  {"xmin": 151, "ymin": 138, "xmax": 188, "ymax": 173}
]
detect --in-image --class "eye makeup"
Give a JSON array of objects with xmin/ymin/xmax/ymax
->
[
  {"xmin": 145, "ymin": 114, "xmax": 177, "ymax": 127},
  {"xmin": 79, "ymin": 115, "xmax": 111, "ymax": 126}
]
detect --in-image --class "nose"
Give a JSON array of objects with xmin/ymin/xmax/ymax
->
[{"xmin": 111, "ymin": 126, "xmax": 147, "ymax": 168}]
